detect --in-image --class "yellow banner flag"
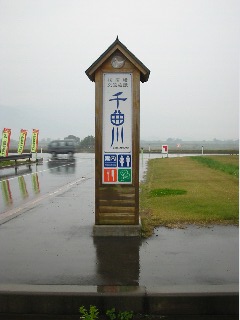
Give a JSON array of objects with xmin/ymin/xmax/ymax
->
[
  {"xmin": 31, "ymin": 129, "xmax": 39, "ymax": 153},
  {"xmin": 32, "ymin": 173, "xmax": 40, "ymax": 194},
  {"xmin": 1, "ymin": 180, "xmax": 13, "ymax": 205},
  {"xmin": 0, "ymin": 128, "xmax": 11, "ymax": 157},
  {"xmin": 17, "ymin": 129, "xmax": 28, "ymax": 154}
]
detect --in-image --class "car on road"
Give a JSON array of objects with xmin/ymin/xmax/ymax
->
[{"xmin": 47, "ymin": 140, "xmax": 76, "ymax": 158}]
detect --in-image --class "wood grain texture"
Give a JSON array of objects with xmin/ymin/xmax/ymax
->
[{"xmin": 95, "ymin": 53, "xmax": 140, "ymax": 225}]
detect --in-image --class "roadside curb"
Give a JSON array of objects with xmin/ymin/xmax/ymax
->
[{"xmin": 0, "ymin": 285, "xmax": 238, "ymax": 317}]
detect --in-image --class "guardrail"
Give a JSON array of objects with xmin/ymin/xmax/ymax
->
[{"xmin": 0, "ymin": 153, "xmax": 32, "ymax": 164}]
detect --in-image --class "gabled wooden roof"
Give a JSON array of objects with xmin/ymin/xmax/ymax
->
[{"xmin": 85, "ymin": 37, "xmax": 150, "ymax": 83}]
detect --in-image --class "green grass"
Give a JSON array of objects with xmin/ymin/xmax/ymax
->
[
  {"xmin": 191, "ymin": 156, "xmax": 239, "ymax": 177},
  {"xmin": 140, "ymin": 155, "xmax": 239, "ymax": 237},
  {"xmin": 0, "ymin": 160, "xmax": 32, "ymax": 167},
  {"xmin": 149, "ymin": 188, "xmax": 187, "ymax": 197},
  {"xmin": 0, "ymin": 160, "xmax": 12, "ymax": 167}
]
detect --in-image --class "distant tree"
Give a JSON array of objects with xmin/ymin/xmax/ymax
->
[
  {"xmin": 80, "ymin": 135, "xmax": 95, "ymax": 149},
  {"xmin": 64, "ymin": 135, "xmax": 80, "ymax": 144},
  {"xmin": 213, "ymin": 138, "xmax": 221, "ymax": 144},
  {"xmin": 166, "ymin": 138, "xmax": 182, "ymax": 143}
]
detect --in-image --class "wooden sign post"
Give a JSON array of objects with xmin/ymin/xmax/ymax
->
[{"xmin": 86, "ymin": 37, "xmax": 150, "ymax": 236}]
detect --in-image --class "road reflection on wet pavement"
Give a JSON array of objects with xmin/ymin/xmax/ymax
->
[{"xmin": 0, "ymin": 153, "xmax": 238, "ymax": 290}]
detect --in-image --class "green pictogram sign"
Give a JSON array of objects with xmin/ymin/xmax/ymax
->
[{"xmin": 118, "ymin": 169, "xmax": 131, "ymax": 182}]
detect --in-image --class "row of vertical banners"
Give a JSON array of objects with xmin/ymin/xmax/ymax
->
[{"xmin": 0, "ymin": 128, "xmax": 39, "ymax": 157}]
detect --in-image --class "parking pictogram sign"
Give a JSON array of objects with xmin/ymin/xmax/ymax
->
[{"xmin": 104, "ymin": 154, "xmax": 117, "ymax": 167}]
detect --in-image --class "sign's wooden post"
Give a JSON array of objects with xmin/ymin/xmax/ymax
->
[{"xmin": 86, "ymin": 37, "xmax": 150, "ymax": 236}]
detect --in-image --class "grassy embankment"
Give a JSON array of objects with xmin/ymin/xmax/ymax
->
[
  {"xmin": 0, "ymin": 160, "xmax": 32, "ymax": 168},
  {"xmin": 140, "ymin": 155, "xmax": 239, "ymax": 237}
]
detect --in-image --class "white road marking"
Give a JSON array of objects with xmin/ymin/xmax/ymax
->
[
  {"xmin": 0, "ymin": 159, "xmax": 84, "ymax": 183},
  {"xmin": 0, "ymin": 176, "xmax": 89, "ymax": 225}
]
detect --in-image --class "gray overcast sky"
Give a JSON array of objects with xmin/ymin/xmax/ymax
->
[{"xmin": 0, "ymin": 0, "xmax": 239, "ymax": 141}]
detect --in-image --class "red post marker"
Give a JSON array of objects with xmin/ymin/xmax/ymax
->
[{"xmin": 162, "ymin": 145, "xmax": 168, "ymax": 154}]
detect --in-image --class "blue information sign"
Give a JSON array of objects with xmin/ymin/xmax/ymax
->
[
  {"xmin": 118, "ymin": 154, "xmax": 131, "ymax": 168},
  {"xmin": 104, "ymin": 154, "xmax": 117, "ymax": 167}
]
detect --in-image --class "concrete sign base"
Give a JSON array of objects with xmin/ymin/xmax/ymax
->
[{"xmin": 93, "ymin": 224, "xmax": 141, "ymax": 237}]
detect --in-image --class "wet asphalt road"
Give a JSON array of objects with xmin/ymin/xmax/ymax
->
[
  {"xmin": 0, "ymin": 153, "xmax": 238, "ymax": 289},
  {"xmin": 0, "ymin": 153, "xmax": 95, "ymax": 215}
]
